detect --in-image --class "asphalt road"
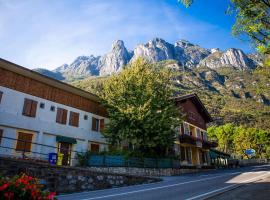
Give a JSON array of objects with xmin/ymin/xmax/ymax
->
[{"xmin": 58, "ymin": 165, "xmax": 270, "ymax": 200}]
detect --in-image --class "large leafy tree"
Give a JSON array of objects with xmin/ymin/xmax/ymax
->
[
  {"xmin": 99, "ymin": 58, "xmax": 182, "ymax": 156},
  {"xmin": 208, "ymin": 124, "xmax": 270, "ymax": 158},
  {"xmin": 179, "ymin": 0, "xmax": 270, "ymax": 66}
]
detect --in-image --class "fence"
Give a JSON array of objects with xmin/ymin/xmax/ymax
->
[
  {"xmin": 88, "ymin": 155, "xmax": 182, "ymax": 168},
  {"xmin": 0, "ymin": 136, "xmax": 79, "ymax": 165}
]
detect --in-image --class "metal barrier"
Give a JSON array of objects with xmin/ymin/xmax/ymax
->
[
  {"xmin": 88, "ymin": 155, "xmax": 181, "ymax": 168},
  {"xmin": 0, "ymin": 136, "xmax": 80, "ymax": 165}
]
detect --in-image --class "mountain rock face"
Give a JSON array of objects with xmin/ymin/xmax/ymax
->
[
  {"xmin": 34, "ymin": 38, "xmax": 261, "ymax": 80},
  {"xmin": 199, "ymin": 48, "xmax": 256, "ymax": 70},
  {"xmin": 174, "ymin": 40, "xmax": 210, "ymax": 67},
  {"xmin": 54, "ymin": 56, "xmax": 100, "ymax": 80},
  {"xmin": 99, "ymin": 40, "xmax": 131, "ymax": 76},
  {"xmin": 132, "ymin": 38, "xmax": 175, "ymax": 62}
]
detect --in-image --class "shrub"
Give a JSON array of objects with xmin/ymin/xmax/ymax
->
[{"xmin": 0, "ymin": 174, "xmax": 56, "ymax": 200}]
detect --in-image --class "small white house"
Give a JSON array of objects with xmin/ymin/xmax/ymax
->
[{"xmin": 0, "ymin": 58, "xmax": 108, "ymax": 166}]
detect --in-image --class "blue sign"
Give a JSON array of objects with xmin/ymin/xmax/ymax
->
[{"xmin": 245, "ymin": 149, "xmax": 256, "ymax": 155}]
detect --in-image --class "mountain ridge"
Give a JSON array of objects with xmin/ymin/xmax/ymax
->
[{"xmin": 34, "ymin": 38, "xmax": 262, "ymax": 81}]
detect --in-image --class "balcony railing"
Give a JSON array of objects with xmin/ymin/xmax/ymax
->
[{"xmin": 178, "ymin": 134, "xmax": 218, "ymax": 148}]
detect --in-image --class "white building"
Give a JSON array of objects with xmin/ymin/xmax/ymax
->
[{"xmin": 0, "ymin": 58, "xmax": 108, "ymax": 166}]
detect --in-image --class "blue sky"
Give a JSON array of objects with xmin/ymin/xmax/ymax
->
[{"xmin": 0, "ymin": 0, "xmax": 254, "ymax": 70}]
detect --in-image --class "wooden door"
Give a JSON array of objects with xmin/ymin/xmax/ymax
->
[{"xmin": 59, "ymin": 142, "xmax": 71, "ymax": 166}]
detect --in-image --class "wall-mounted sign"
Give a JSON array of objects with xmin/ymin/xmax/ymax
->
[{"xmin": 245, "ymin": 149, "xmax": 256, "ymax": 156}]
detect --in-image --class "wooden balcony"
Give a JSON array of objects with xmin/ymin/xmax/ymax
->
[{"xmin": 178, "ymin": 134, "xmax": 218, "ymax": 149}]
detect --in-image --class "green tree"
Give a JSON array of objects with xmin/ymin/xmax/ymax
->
[
  {"xmin": 207, "ymin": 123, "xmax": 235, "ymax": 154},
  {"xmin": 99, "ymin": 58, "xmax": 182, "ymax": 156},
  {"xmin": 208, "ymin": 124, "xmax": 270, "ymax": 158}
]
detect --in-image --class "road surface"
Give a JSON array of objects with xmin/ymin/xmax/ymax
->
[{"xmin": 58, "ymin": 165, "xmax": 270, "ymax": 200}]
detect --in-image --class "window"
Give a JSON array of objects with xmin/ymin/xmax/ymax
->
[
  {"xmin": 100, "ymin": 119, "xmax": 104, "ymax": 131},
  {"xmin": 0, "ymin": 129, "xmax": 3, "ymax": 144},
  {"xmin": 40, "ymin": 102, "xmax": 45, "ymax": 109},
  {"xmin": 50, "ymin": 105, "xmax": 55, "ymax": 111},
  {"xmin": 56, "ymin": 108, "xmax": 68, "ymax": 124},
  {"xmin": 183, "ymin": 123, "xmax": 190, "ymax": 135},
  {"xmin": 22, "ymin": 98, "xmax": 38, "ymax": 117},
  {"xmin": 16, "ymin": 132, "xmax": 33, "ymax": 152},
  {"xmin": 84, "ymin": 115, "xmax": 88, "ymax": 120},
  {"xmin": 180, "ymin": 146, "xmax": 192, "ymax": 164},
  {"xmin": 92, "ymin": 117, "xmax": 99, "ymax": 131},
  {"xmin": 69, "ymin": 111, "xmax": 79, "ymax": 127},
  {"xmin": 90, "ymin": 143, "xmax": 100, "ymax": 153},
  {"xmin": 0, "ymin": 91, "xmax": 3, "ymax": 103}
]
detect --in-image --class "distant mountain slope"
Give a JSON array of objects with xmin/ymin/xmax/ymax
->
[
  {"xmin": 33, "ymin": 68, "xmax": 64, "ymax": 80},
  {"xmin": 72, "ymin": 60, "xmax": 270, "ymax": 130},
  {"xmin": 33, "ymin": 38, "xmax": 269, "ymax": 129},
  {"xmin": 34, "ymin": 38, "xmax": 263, "ymax": 80}
]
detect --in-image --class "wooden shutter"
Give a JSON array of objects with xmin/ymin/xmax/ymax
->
[
  {"xmin": 56, "ymin": 108, "xmax": 62, "ymax": 123},
  {"xmin": 92, "ymin": 117, "xmax": 97, "ymax": 131},
  {"xmin": 56, "ymin": 108, "xmax": 67, "ymax": 124},
  {"xmin": 16, "ymin": 132, "xmax": 33, "ymax": 152},
  {"xmin": 30, "ymin": 100, "xmax": 37, "ymax": 117},
  {"xmin": 22, "ymin": 99, "xmax": 37, "ymax": 117},
  {"xmin": 69, "ymin": 111, "xmax": 79, "ymax": 127},
  {"xmin": 22, "ymin": 99, "xmax": 32, "ymax": 116},
  {"xmin": 62, "ymin": 109, "xmax": 67, "ymax": 124},
  {"xmin": 100, "ymin": 119, "xmax": 104, "ymax": 131},
  {"xmin": 0, "ymin": 91, "xmax": 3, "ymax": 103}
]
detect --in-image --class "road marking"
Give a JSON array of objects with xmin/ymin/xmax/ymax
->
[
  {"xmin": 186, "ymin": 172, "xmax": 270, "ymax": 200},
  {"xmin": 78, "ymin": 172, "xmax": 242, "ymax": 200}
]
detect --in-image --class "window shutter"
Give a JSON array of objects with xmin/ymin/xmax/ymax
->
[
  {"xmin": 16, "ymin": 132, "xmax": 33, "ymax": 152},
  {"xmin": 56, "ymin": 108, "xmax": 62, "ymax": 123},
  {"xmin": 62, "ymin": 109, "xmax": 67, "ymax": 124},
  {"xmin": 92, "ymin": 117, "xmax": 97, "ymax": 131},
  {"xmin": 69, "ymin": 112, "xmax": 79, "ymax": 127},
  {"xmin": 22, "ymin": 99, "xmax": 32, "ymax": 116},
  {"xmin": 100, "ymin": 119, "xmax": 104, "ymax": 131},
  {"xmin": 30, "ymin": 100, "xmax": 38, "ymax": 117},
  {"xmin": 56, "ymin": 108, "xmax": 67, "ymax": 124}
]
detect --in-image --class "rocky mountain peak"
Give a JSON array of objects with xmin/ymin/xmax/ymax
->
[
  {"xmin": 38, "ymin": 38, "xmax": 261, "ymax": 80},
  {"xmin": 132, "ymin": 38, "xmax": 175, "ymax": 62},
  {"xmin": 174, "ymin": 39, "xmax": 194, "ymax": 48},
  {"xmin": 220, "ymin": 48, "xmax": 255, "ymax": 70},
  {"xmin": 199, "ymin": 48, "xmax": 256, "ymax": 70},
  {"xmin": 99, "ymin": 40, "xmax": 131, "ymax": 76}
]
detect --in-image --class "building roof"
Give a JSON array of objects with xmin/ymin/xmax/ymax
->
[
  {"xmin": 0, "ymin": 58, "xmax": 100, "ymax": 103},
  {"xmin": 174, "ymin": 93, "xmax": 213, "ymax": 123}
]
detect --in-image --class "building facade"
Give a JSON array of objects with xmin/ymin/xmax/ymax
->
[
  {"xmin": 174, "ymin": 94, "xmax": 217, "ymax": 167},
  {"xmin": 0, "ymin": 58, "xmax": 108, "ymax": 166}
]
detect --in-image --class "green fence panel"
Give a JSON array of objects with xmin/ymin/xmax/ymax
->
[
  {"xmin": 157, "ymin": 158, "xmax": 172, "ymax": 168},
  {"xmin": 127, "ymin": 157, "xmax": 144, "ymax": 167},
  {"xmin": 88, "ymin": 155, "xmax": 104, "ymax": 166},
  {"xmin": 105, "ymin": 155, "xmax": 125, "ymax": 167},
  {"xmin": 144, "ymin": 158, "xmax": 157, "ymax": 168}
]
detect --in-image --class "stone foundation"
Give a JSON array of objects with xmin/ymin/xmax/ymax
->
[
  {"xmin": 88, "ymin": 166, "xmax": 214, "ymax": 177},
  {"xmin": 0, "ymin": 157, "xmax": 159, "ymax": 194}
]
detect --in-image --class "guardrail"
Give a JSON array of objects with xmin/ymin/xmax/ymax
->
[
  {"xmin": 87, "ymin": 155, "xmax": 182, "ymax": 168},
  {"xmin": 0, "ymin": 136, "xmax": 79, "ymax": 165}
]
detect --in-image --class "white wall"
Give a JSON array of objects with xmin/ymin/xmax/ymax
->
[{"xmin": 0, "ymin": 86, "xmax": 108, "ymax": 159}]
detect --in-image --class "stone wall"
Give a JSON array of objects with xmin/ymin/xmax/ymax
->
[
  {"xmin": 88, "ymin": 166, "xmax": 214, "ymax": 177},
  {"xmin": 0, "ymin": 157, "xmax": 159, "ymax": 194},
  {"xmin": 239, "ymin": 158, "xmax": 269, "ymax": 166}
]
